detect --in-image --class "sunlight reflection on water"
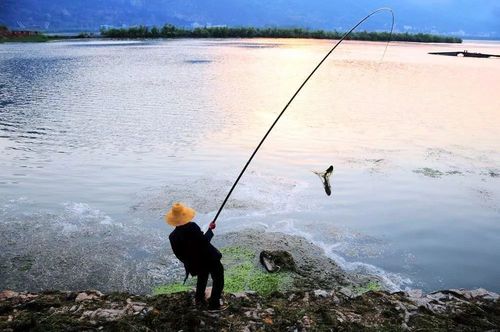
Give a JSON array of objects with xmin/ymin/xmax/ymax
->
[{"xmin": 0, "ymin": 39, "xmax": 499, "ymax": 292}]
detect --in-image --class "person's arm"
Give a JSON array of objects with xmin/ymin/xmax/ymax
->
[
  {"xmin": 187, "ymin": 221, "xmax": 216, "ymax": 244},
  {"xmin": 204, "ymin": 221, "xmax": 216, "ymax": 242},
  {"xmin": 187, "ymin": 222, "xmax": 212, "ymax": 245},
  {"xmin": 204, "ymin": 228, "xmax": 214, "ymax": 242}
]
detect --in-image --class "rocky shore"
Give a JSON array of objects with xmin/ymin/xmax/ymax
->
[
  {"xmin": 1, "ymin": 225, "xmax": 499, "ymax": 331},
  {"xmin": 1, "ymin": 287, "xmax": 498, "ymax": 331}
]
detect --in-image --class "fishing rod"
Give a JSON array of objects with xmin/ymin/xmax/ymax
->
[{"xmin": 212, "ymin": 8, "xmax": 395, "ymax": 224}]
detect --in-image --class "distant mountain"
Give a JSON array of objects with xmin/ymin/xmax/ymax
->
[{"xmin": 1, "ymin": 0, "xmax": 498, "ymax": 38}]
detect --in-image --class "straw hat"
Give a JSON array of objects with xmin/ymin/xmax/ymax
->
[{"xmin": 165, "ymin": 202, "xmax": 196, "ymax": 227}]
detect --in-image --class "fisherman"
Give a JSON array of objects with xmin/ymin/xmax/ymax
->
[{"xmin": 166, "ymin": 202, "xmax": 224, "ymax": 310}]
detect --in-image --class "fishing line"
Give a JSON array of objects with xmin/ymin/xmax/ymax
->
[{"xmin": 212, "ymin": 8, "xmax": 395, "ymax": 224}]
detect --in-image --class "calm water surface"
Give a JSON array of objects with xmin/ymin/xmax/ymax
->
[{"xmin": 1, "ymin": 38, "xmax": 499, "ymax": 292}]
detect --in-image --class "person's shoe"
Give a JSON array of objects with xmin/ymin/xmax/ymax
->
[
  {"xmin": 207, "ymin": 304, "xmax": 228, "ymax": 312},
  {"xmin": 195, "ymin": 298, "xmax": 208, "ymax": 308}
]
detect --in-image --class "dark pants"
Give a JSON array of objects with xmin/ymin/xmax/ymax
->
[{"xmin": 195, "ymin": 260, "xmax": 224, "ymax": 307}]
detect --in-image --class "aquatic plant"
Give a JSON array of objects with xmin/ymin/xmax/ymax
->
[
  {"xmin": 154, "ymin": 246, "xmax": 292, "ymax": 296},
  {"xmin": 413, "ymin": 167, "xmax": 444, "ymax": 178},
  {"xmin": 350, "ymin": 280, "xmax": 383, "ymax": 295},
  {"xmin": 153, "ymin": 283, "xmax": 192, "ymax": 295},
  {"xmin": 220, "ymin": 246, "xmax": 255, "ymax": 261}
]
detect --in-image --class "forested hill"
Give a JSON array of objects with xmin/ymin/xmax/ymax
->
[{"xmin": 0, "ymin": 0, "xmax": 499, "ymax": 38}]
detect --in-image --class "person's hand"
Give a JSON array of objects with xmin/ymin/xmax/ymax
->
[{"xmin": 209, "ymin": 221, "xmax": 216, "ymax": 230}]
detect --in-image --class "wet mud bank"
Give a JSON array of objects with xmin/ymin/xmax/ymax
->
[{"xmin": 0, "ymin": 216, "xmax": 379, "ymax": 294}]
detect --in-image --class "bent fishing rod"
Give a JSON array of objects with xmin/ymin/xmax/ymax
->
[{"xmin": 212, "ymin": 8, "xmax": 395, "ymax": 224}]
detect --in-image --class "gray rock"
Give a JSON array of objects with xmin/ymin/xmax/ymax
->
[
  {"xmin": 406, "ymin": 289, "xmax": 423, "ymax": 299},
  {"xmin": 313, "ymin": 289, "xmax": 330, "ymax": 298},
  {"xmin": 259, "ymin": 250, "xmax": 296, "ymax": 273},
  {"xmin": 427, "ymin": 291, "xmax": 450, "ymax": 302},
  {"xmin": 339, "ymin": 287, "xmax": 355, "ymax": 298},
  {"xmin": 301, "ymin": 315, "xmax": 312, "ymax": 328},
  {"xmin": 468, "ymin": 288, "xmax": 499, "ymax": 300},
  {"xmin": 302, "ymin": 292, "xmax": 310, "ymax": 303},
  {"xmin": 232, "ymin": 292, "xmax": 249, "ymax": 299},
  {"xmin": 0, "ymin": 290, "xmax": 19, "ymax": 300},
  {"xmin": 85, "ymin": 308, "xmax": 125, "ymax": 321},
  {"xmin": 125, "ymin": 298, "xmax": 148, "ymax": 314},
  {"xmin": 244, "ymin": 311, "xmax": 259, "ymax": 319},
  {"xmin": 75, "ymin": 292, "xmax": 100, "ymax": 303},
  {"xmin": 264, "ymin": 308, "xmax": 275, "ymax": 315}
]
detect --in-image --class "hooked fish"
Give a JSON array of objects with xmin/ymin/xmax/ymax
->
[{"xmin": 313, "ymin": 165, "xmax": 334, "ymax": 196}]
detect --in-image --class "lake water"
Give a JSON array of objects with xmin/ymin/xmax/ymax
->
[{"xmin": 1, "ymin": 38, "xmax": 499, "ymax": 292}]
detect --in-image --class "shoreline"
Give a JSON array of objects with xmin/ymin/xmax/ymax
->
[
  {"xmin": 1, "ymin": 287, "xmax": 498, "ymax": 330},
  {"xmin": 1, "ymin": 212, "xmax": 499, "ymax": 329},
  {"xmin": 0, "ymin": 36, "xmax": 461, "ymax": 44},
  {"xmin": 1, "ymin": 216, "xmax": 497, "ymax": 296},
  {"xmin": 5, "ymin": 35, "xmax": 500, "ymax": 45},
  {"xmin": 1, "ymin": 33, "xmax": 463, "ymax": 44}
]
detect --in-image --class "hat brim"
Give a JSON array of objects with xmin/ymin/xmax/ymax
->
[{"xmin": 166, "ymin": 207, "xmax": 195, "ymax": 226}]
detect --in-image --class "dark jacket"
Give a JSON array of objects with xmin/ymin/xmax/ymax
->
[{"xmin": 169, "ymin": 222, "xmax": 222, "ymax": 277}]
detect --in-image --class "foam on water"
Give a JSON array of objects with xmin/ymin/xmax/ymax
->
[
  {"xmin": 263, "ymin": 219, "xmax": 412, "ymax": 292},
  {"xmin": 61, "ymin": 202, "xmax": 120, "ymax": 228},
  {"xmin": 0, "ymin": 198, "xmax": 180, "ymax": 293},
  {"xmin": 131, "ymin": 171, "xmax": 312, "ymax": 221}
]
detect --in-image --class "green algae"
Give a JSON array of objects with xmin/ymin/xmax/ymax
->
[
  {"xmin": 247, "ymin": 270, "xmax": 293, "ymax": 296},
  {"xmin": 222, "ymin": 246, "xmax": 293, "ymax": 295},
  {"xmin": 220, "ymin": 246, "xmax": 255, "ymax": 261},
  {"xmin": 224, "ymin": 262, "xmax": 253, "ymax": 293},
  {"xmin": 153, "ymin": 283, "xmax": 192, "ymax": 295},
  {"xmin": 154, "ymin": 246, "xmax": 292, "ymax": 296},
  {"xmin": 413, "ymin": 168, "xmax": 444, "ymax": 178},
  {"xmin": 351, "ymin": 280, "xmax": 383, "ymax": 295},
  {"xmin": 224, "ymin": 261, "xmax": 292, "ymax": 295},
  {"xmin": 414, "ymin": 168, "xmax": 464, "ymax": 178}
]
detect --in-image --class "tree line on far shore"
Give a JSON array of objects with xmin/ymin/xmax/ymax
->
[{"xmin": 100, "ymin": 24, "xmax": 462, "ymax": 43}]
